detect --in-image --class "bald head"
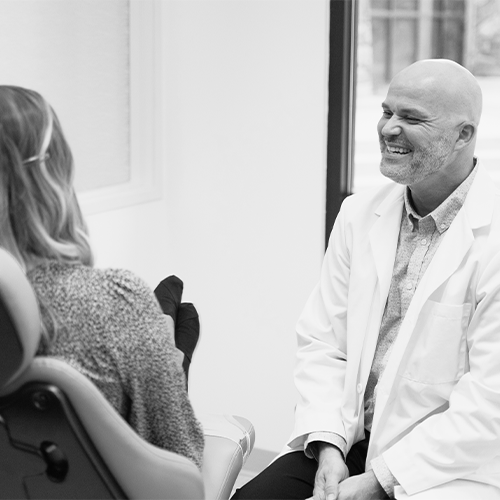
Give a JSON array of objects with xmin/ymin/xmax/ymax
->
[
  {"xmin": 390, "ymin": 59, "xmax": 482, "ymax": 126},
  {"xmin": 378, "ymin": 59, "xmax": 482, "ymax": 213}
]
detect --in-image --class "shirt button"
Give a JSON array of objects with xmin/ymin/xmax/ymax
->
[
  {"xmin": 357, "ymin": 384, "xmax": 363, "ymax": 394},
  {"xmin": 440, "ymin": 223, "xmax": 446, "ymax": 230},
  {"xmin": 406, "ymin": 282, "xmax": 413, "ymax": 290},
  {"xmin": 420, "ymin": 238, "xmax": 427, "ymax": 245}
]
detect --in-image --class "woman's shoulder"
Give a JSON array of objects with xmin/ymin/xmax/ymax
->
[
  {"xmin": 28, "ymin": 262, "xmax": 157, "ymax": 312},
  {"xmin": 29, "ymin": 261, "xmax": 168, "ymax": 359}
]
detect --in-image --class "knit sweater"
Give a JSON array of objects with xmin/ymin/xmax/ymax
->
[{"xmin": 28, "ymin": 261, "xmax": 204, "ymax": 469}]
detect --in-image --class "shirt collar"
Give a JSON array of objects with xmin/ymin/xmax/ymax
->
[{"xmin": 404, "ymin": 158, "xmax": 478, "ymax": 234}]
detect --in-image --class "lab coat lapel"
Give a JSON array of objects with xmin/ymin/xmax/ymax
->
[
  {"xmin": 411, "ymin": 166, "xmax": 496, "ymax": 301},
  {"xmin": 358, "ymin": 186, "xmax": 404, "ymax": 387},
  {"xmin": 368, "ymin": 186, "xmax": 405, "ymax": 315}
]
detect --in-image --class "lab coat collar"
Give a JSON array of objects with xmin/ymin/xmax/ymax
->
[{"xmin": 368, "ymin": 163, "xmax": 497, "ymax": 309}]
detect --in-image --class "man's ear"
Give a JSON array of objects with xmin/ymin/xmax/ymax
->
[{"xmin": 455, "ymin": 122, "xmax": 476, "ymax": 150}]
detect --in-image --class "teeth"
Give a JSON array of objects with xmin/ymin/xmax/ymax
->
[{"xmin": 387, "ymin": 145, "xmax": 411, "ymax": 154}]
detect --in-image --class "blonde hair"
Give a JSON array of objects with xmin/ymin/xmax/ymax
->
[
  {"xmin": 0, "ymin": 85, "xmax": 93, "ymax": 269},
  {"xmin": 0, "ymin": 86, "xmax": 94, "ymax": 345}
]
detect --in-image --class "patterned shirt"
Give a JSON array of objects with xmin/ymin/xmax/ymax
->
[{"xmin": 28, "ymin": 261, "xmax": 204, "ymax": 469}]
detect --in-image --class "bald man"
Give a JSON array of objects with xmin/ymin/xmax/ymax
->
[{"xmin": 232, "ymin": 59, "xmax": 500, "ymax": 499}]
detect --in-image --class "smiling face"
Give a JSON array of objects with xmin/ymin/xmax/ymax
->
[
  {"xmin": 376, "ymin": 60, "xmax": 482, "ymax": 214},
  {"xmin": 377, "ymin": 75, "xmax": 458, "ymax": 187}
]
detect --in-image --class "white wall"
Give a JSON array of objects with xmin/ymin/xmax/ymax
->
[{"xmin": 86, "ymin": 0, "xmax": 329, "ymax": 453}]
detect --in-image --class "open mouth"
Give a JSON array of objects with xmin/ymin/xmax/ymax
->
[{"xmin": 386, "ymin": 144, "xmax": 412, "ymax": 155}]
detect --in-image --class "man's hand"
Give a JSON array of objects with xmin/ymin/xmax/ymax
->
[
  {"xmin": 338, "ymin": 470, "xmax": 388, "ymax": 500},
  {"xmin": 311, "ymin": 443, "xmax": 348, "ymax": 500}
]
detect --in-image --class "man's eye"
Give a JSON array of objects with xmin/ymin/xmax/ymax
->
[
  {"xmin": 406, "ymin": 117, "xmax": 421, "ymax": 124},
  {"xmin": 382, "ymin": 110, "xmax": 392, "ymax": 118}
]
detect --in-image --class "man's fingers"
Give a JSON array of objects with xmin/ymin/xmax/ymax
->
[
  {"xmin": 313, "ymin": 479, "xmax": 339, "ymax": 500},
  {"xmin": 313, "ymin": 449, "xmax": 346, "ymax": 500},
  {"xmin": 324, "ymin": 481, "xmax": 339, "ymax": 500},
  {"xmin": 312, "ymin": 481, "xmax": 325, "ymax": 500},
  {"xmin": 312, "ymin": 488, "xmax": 337, "ymax": 500}
]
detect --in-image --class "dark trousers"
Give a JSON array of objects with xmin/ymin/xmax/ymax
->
[{"xmin": 231, "ymin": 433, "xmax": 370, "ymax": 500}]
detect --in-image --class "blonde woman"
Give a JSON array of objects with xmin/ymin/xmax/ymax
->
[{"xmin": 0, "ymin": 85, "xmax": 204, "ymax": 469}]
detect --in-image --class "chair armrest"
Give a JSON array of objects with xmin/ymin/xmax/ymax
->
[{"xmin": 200, "ymin": 414, "xmax": 255, "ymax": 500}]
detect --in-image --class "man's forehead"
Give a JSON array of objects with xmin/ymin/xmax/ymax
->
[{"xmin": 386, "ymin": 70, "xmax": 456, "ymax": 111}]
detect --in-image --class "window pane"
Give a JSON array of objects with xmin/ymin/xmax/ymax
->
[
  {"xmin": 393, "ymin": 19, "xmax": 418, "ymax": 72},
  {"xmin": 354, "ymin": 0, "xmax": 500, "ymax": 191},
  {"xmin": 398, "ymin": 0, "xmax": 419, "ymax": 11},
  {"xmin": 372, "ymin": 0, "xmax": 390, "ymax": 9}
]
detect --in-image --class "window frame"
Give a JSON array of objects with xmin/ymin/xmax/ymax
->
[
  {"xmin": 325, "ymin": 0, "xmax": 358, "ymax": 247},
  {"xmin": 77, "ymin": 0, "xmax": 163, "ymax": 215}
]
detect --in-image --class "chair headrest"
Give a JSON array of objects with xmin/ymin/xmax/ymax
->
[{"xmin": 0, "ymin": 248, "xmax": 41, "ymax": 389}]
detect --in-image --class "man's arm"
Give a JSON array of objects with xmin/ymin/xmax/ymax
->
[
  {"xmin": 290, "ymin": 203, "xmax": 351, "ymax": 448},
  {"xmin": 370, "ymin": 456, "xmax": 398, "ymax": 498},
  {"xmin": 305, "ymin": 432, "xmax": 347, "ymax": 460}
]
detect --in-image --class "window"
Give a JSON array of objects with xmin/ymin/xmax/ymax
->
[{"xmin": 0, "ymin": 0, "xmax": 162, "ymax": 214}]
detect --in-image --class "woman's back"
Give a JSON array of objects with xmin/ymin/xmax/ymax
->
[{"xmin": 28, "ymin": 261, "xmax": 204, "ymax": 468}]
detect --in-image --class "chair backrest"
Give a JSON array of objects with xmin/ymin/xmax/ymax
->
[
  {"xmin": 0, "ymin": 249, "xmax": 40, "ymax": 388},
  {"xmin": 0, "ymin": 249, "xmax": 204, "ymax": 499}
]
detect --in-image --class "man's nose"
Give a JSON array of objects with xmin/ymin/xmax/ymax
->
[{"xmin": 380, "ymin": 115, "xmax": 402, "ymax": 137}]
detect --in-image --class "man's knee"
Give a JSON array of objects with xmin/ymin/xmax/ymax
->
[{"xmin": 231, "ymin": 451, "xmax": 317, "ymax": 500}]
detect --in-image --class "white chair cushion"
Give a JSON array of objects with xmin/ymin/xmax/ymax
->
[{"xmin": 0, "ymin": 249, "xmax": 40, "ymax": 387}]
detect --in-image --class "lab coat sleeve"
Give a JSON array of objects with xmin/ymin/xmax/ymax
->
[
  {"xmin": 288, "ymin": 202, "xmax": 351, "ymax": 449},
  {"xmin": 383, "ymin": 252, "xmax": 500, "ymax": 495}
]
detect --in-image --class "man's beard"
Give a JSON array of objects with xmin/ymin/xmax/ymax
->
[{"xmin": 379, "ymin": 132, "xmax": 455, "ymax": 186}]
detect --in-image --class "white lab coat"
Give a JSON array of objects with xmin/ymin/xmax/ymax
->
[{"xmin": 286, "ymin": 165, "xmax": 500, "ymax": 497}]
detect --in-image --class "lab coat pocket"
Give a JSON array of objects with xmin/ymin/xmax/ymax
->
[{"xmin": 402, "ymin": 301, "xmax": 471, "ymax": 385}]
